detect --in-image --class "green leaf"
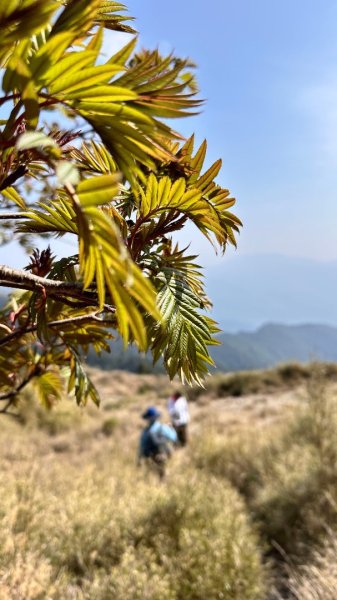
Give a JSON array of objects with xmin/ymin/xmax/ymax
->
[
  {"xmin": 150, "ymin": 273, "xmax": 217, "ymax": 384},
  {"xmin": 49, "ymin": 65, "xmax": 121, "ymax": 95},
  {"xmin": 41, "ymin": 49, "xmax": 98, "ymax": 87},
  {"xmin": 29, "ymin": 32, "xmax": 76, "ymax": 81},
  {"xmin": 16, "ymin": 131, "xmax": 58, "ymax": 151},
  {"xmin": 68, "ymin": 85, "xmax": 135, "ymax": 102},
  {"xmin": 32, "ymin": 369, "xmax": 64, "ymax": 409},
  {"xmin": 1, "ymin": 186, "xmax": 26, "ymax": 209},
  {"xmin": 108, "ymin": 36, "xmax": 137, "ymax": 65},
  {"xmin": 77, "ymin": 174, "xmax": 120, "ymax": 207}
]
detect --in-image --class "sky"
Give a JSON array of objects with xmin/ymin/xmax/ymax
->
[{"xmin": 123, "ymin": 0, "xmax": 337, "ymax": 265}]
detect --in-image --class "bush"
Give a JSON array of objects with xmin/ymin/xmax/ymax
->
[
  {"xmin": 192, "ymin": 428, "xmax": 267, "ymax": 500},
  {"xmin": 101, "ymin": 417, "xmax": 118, "ymax": 436},
  {"xmin": 17, "ymin": 393, "xmax": 80, "ymax": 436},
  {"xmin": 109, "ymin": 475, "xmax": 266, "ymax": 600},
  {"xmin": 276, "ymin": 362, "xmax": 310, "ymax": 383}
]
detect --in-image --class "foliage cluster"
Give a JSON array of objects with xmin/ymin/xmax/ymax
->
[{"xmin": 0, "ymin": 0, "xmax": 241, "ymax": 411}]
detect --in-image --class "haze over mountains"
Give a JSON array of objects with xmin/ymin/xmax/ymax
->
[
  {"xmin": 206, "ymin": 253, "xmax": 337, "ymax": 332},
  {"xmin": 212, "ymin": 323, "xmax": 337, "ymax": 371}
]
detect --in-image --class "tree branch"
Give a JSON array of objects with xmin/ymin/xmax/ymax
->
[
  {"xmin": 0, "ymin": 93, "xmax": 20, "ymax": 107},
  {"xmin": 0, "ymin": 265, "xmax": 99, "ymax": 303},
  {"xmin": 0, "ymin": 365, "xmax": 39, "ymax": 402},
  {"xmin": 0, "ymin": 212, "xmax": 27, "ymax": 220},
  {"xmin": 0, "ymin": 312, "xmax": 116, "ymax": 348},
  {"xmin": 0, "ymin": 265, "xmax": 81, "ymax": 292},
  {"xmin": 0, "ymin": 165, "xmax": 28, "ymax": 191},
  {"xmin": 0, "ymin": 266, "xmax": 122, "ymax": 312}
]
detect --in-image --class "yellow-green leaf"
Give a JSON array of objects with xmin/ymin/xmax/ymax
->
[{"xmin": 77, "ymin": 174, "xmax": 120, "ymax": 207}]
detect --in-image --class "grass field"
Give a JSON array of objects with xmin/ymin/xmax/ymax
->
[{"xmin": 2, "ymin": 363, "xmax": 337, "ymax": 599}]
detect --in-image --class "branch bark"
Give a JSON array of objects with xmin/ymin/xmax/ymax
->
[
  {"xmin": 0, "ymin": 265, "xmax": 82, "ymax": 292},
  {"xmin": 0, "ymin": 212, "xmax": 27, "ymax": 220},
  {"xmin": 0, "ymin": 165, "xmax": 28, "ymax": 191},
  {"xmin": 0, "ymin": 265, "xmax": 100, "ymax": 304},
  {"xmin": 0, "ymin": 312, "xmax": 116, "ymax": 348}
]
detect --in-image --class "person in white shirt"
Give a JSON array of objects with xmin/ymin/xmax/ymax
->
[{"xmin": 167, "ymin": 391, "xmax": 190, "ymax": 446}]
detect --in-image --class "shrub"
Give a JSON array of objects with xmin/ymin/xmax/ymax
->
[
  {"xmin": 0, "ymin": 551, "xmax": 59, "ymax": 600},
  {"xmin": 169, "ymin": 476, "xmax": 266, "ymax": 600},
  {"xmin": 17, "ymin": 393, "xmax": 81, "ymax": 435},
  {"xmin": 101, "ymin": 417, "xmax": 118, "ymax": 437},
  {"xmin": 276, "ymin": 362, "xmax": 310, "ymax": 383},
  {"xmin": 208, "ymin": 369, "xmax": 282, "ymax": 398},
  {"xmin": 252, "ymin": 372, "xmax": 337, "ymax": 557},
  {"xmin": 120, "ymin": 475, "xmax": 266, "ymax": 600},
  {"xmin": 192, "ymin": 428, "xmax": 267, "ymax": 500}
]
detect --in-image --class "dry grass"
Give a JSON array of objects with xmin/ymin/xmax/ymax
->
[
  {"xmin": 2, "ymin": 363, "xmax": 337, "ymax": 598},
  {"xmin": 288, "ymin": 535, "xmax": 337, "ymax": 599},
  {"xmin": 0, "ymin": 450, "xmax": 266, "ymax": 599},
  {"xmin": 0, "ymin": 376, "xmax": 266, "ymax": 600}
]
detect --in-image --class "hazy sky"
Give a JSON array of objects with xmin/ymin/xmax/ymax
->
[
  {"xmin": 2, "ymin": 0, "xmax": 337, "ymax": 270},
  {"xmin": 123, "ymin": 0, "xmax": 337, "ymax": 265}
]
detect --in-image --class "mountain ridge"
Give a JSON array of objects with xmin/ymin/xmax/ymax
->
[
  {"xmin": 87, "ymin": 322, "xmax": 337, "ymax": 373},
  {"xmin": 212, "ymin": 322, "xmax": 337, "ymax": 371}
]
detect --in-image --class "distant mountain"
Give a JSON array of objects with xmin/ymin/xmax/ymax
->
[
  {"xmin": 87, "ymin": 323, "xmax": 337, "ymax": 374},
  {"xmin": 205, "ymin": 254, "xmax": 337, "ymax": 332},
  {"xmin": 212, "ymin": 323, "xmax": 337, "ymax": 371}
]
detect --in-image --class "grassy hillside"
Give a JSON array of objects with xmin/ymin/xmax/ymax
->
[{"xmin": 2, "ymin": 363, "xmax": 337, "ymax": 598}]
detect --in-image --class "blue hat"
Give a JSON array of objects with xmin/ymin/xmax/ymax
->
[{"xmin": 142, "ymin": 406, "xmax": 160, "ymax": 420}]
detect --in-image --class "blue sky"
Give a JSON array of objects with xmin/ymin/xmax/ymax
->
[{"xmin": 123, "ymin": 0, "xmax": 337, "ymax": 265}]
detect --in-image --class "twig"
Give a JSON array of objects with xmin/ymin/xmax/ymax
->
[
  {"xmin": 0, "ymin": 398, "xmax": 19, "ymax": 416},
  {"xmin": 0, "ymin": 165, "xmax": 28, "ymax": 191},
  {"xmin": 0, "ymin": 93, "xmax": 19, "ymax": 107},
  {"xmin": 0, "ymin": 312, "xmax": 116, "ymax": 348},
  {"xmin": 0, "ymin": 212, "xmax": 27, "ymax": 220},
  {"xmin": 0, "ymin": 265, "xmax": 82, "ymax": 292},
  {"xmin": 0, "ymin": 265, "xmax": 99, "ymax": 305},
  {"xmin": 0, "ymin": 366, "xmax": 39, "ymax": 402}
]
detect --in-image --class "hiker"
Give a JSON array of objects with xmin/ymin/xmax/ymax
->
[
  {"xmin": 167, "ymin": 391, "xmax": 190, "ymax": 446},
  {"xmin": 137, "ymin": 406, "xmax": 177, "ymax": 479}
]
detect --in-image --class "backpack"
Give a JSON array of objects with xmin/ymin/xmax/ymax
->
[{"xmin": 142, "ymin": 422, "xmax": 177, "ymax": 458}]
